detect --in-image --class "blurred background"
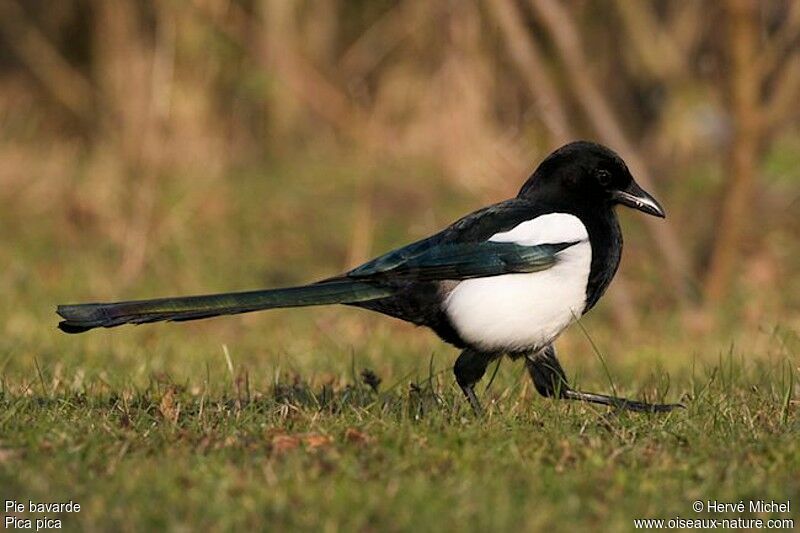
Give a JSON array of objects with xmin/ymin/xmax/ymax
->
[{"xmin": 1, "ymin": 0, "xmax": 799, "ymax": 384}]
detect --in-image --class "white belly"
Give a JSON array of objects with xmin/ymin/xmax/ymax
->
[{"xmin": 442, "ymin": 213, "xmax": 592, "ymax": 353}]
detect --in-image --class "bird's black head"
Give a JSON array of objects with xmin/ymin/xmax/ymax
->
[{"xmin": 518, "ymin": 141, "xmax": 665, "ymax": 218}]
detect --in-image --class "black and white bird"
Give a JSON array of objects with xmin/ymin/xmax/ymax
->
[{"xmin": 57, "ymin": 141, "xmax": 682, "ymax": 414}]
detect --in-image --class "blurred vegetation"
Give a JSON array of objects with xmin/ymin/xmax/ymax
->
[{"xmin": 0, "ymin": 0, "xmax": 799, "ymax": 330}]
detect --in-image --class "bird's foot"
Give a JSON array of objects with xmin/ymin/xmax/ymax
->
[
  {"xmin": 563, "ymin": 389, "xmax": 684, "ymax": 413},
  {"xmin": 525, "ymin": 346, "xmax": 683, "ymax": 414},
  {"xmin": 454, "ymin": 348, "xmax": 495, "ymax": 417},
  {"xmin": 460, "ymin": 385, "xmax": 484, "ymax": 417}
]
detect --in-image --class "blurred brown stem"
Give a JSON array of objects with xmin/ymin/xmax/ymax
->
[
  {"xmin": 486, "ymin": 0, "xmax": 570, "ymax": 145},
  {"xmin": 667, "ymin": 2, "xmax": 704, "ymax": 57},
  {"xmin": 764, "ymin": 56, "xmax": 800, "ymax": 131},
  {"xmin": 758, "ymin": 1, "xmax": 800, "ymax": 81},
  {"xmin": 339, "ymin": 0, "xmax": 431, "ymax": 82},
  {"xmin": 704, "ymin": 0, "xmax": 761, "ymax": 303},
  {"xmin": 0, "ymin": 0, "xmax": 95, "ymax": 120},
  {"xmin": 613, "ymin": 0, "xmax": 686, "ymax": 83},
  {"xmin": 346, "ymin": 182, "xmax": 375, "ymax": 270}
]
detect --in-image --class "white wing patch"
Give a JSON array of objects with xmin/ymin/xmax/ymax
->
[
  {"xmin": 444, "ymin": 213, "xmax": 591, "ymax": 352},
  {"xmin": 488, "ymin": 212, "xmax": 589, "ymax": 245}
]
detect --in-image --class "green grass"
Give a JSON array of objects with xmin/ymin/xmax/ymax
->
[
  {"xmin": 1, "ymin": 156, "xmax": 798, "ymax": 531},
  {"xmin": 1, "ymin": 353, "xmax": 798, "ymax": 531}
]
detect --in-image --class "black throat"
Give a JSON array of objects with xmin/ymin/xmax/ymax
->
[{"xmin": 581, "ymin": 206, "xmax": 623, "ymax": 312}]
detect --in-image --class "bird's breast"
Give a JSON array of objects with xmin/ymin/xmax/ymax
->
[{"xmin": 442, "ymin": 213, "xmax": 592, "ymax": 353}]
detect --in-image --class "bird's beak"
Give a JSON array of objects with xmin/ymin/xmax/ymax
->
[{"xmin": 612, "ymin": 181, "xmax": 665, "ymax": 218}]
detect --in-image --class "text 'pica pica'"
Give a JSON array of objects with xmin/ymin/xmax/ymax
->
[{"xmin": 57, "ymin": 141, "xmax": 683, "ymax": 414}]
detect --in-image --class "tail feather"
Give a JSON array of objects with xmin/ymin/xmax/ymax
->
[{"xmin": 56, "ymin": 280, "xmax": 393, "ymax": 334}]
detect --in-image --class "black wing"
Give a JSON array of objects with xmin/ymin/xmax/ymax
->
[
  {"xmin": 345, "ymin": 198, "xmax": 575, "ymax": 283},
  {"xmin": 348, "ymin": 240, "xmax": 578, "ymax": 282}
]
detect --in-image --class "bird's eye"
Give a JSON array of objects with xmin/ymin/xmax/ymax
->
[{"xmin": 595, "ymin": 169, "xmax": 612, "ymax": 187}]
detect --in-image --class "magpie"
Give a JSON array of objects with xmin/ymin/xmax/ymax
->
[{"xmin": 57, "ymin": 141, "xmax": 683, "ymax": 414}]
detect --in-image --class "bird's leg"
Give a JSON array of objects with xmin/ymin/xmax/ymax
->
[
  {"xmin": 525, "ymin": 344, "xmax": 683, "ymax": 413},
  {"xmin": 453, "ymin": 348, "xmax": 495, "ymax": 416}
]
